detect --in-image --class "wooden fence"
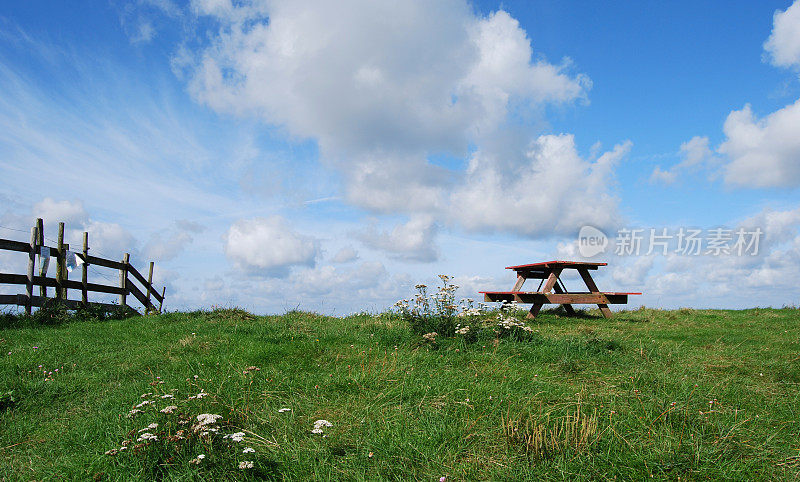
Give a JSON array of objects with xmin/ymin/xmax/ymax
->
[{"xmin": 0, "ymin": 218, "xmax": 165, "ymax": 315}]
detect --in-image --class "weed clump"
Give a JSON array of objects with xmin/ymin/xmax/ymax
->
[
  {"xmin": 107, "ymin": 379, "xmax": 276, "ymax": 478},
  {"xmin": 394, "ymin": 275, "xmax": 538, "ymax": 343}
]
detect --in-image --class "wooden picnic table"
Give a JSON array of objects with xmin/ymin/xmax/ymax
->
[{"xmin": 480, "ymin": 260, "xmax": 640, "ymax": 319}]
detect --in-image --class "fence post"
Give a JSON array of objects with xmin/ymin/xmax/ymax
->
[
  {"xmin": 119, "ymin": 253, "xmax": 129, "ymax": 307},
  {"xmin": 26, "ymin": 225, "xmax": 37, "ymax": 314},
  {"xmin": 146, "ymin": 261, "xmax": 154, "ymax": 312},
  {"xmin": 36, "ymin": 218, "xmax": 45, "ymax": 298},
  {"xmin": 56, "ymin": 222, "xmax": 64, "ymax": 300},
  {"xmin": 82, "ymin": 232, "xmax": 89, "ymax": 306},
  {"xmin": 159, "ymin": 286, "xmax": 166, "ymax": 313}
]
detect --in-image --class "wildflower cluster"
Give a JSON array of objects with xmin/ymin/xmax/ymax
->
[
  {"xmin": 107, "ymin": 379, "xmax": 262, "ymax": 474},
  {"xmin": 395, "ymin": 276, "xmax": 538, "ymax": 342},
  {"xmin": 394, "ymin": 275, "xmax": 466, "ymax": 336}
]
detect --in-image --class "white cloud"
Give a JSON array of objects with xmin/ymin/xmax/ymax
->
[
  {"xmin": 142, "ymin": 221, "xmax": 205, "ymax": 262},
  {"xmin": 331, "ymin": 246, "xmax": 359, "ymax": 264},
  {"xmin": 82, "ymin": 221, "xmax": 138, "ymax": 260},
  {"xmin": 224, "ymin": 216, "xmax": 318, "ymax": 276},
  {"xmin": 611, "ymin": 256, "xmax": 654, "ymax": 287},
  {"xmin": 359, "ymin": 215, "xmax": 439, "ymax": 262},
  {"xmin": 650, "ymin": 136, "xmax": 713, "ymax": 185},
  {"xmin": 185, "ymin": 0, "xmax": 590, "ymax": 215},
  {"xmin": 450, "ymin": 134, "xmax": 630, "ymax": 236},
  {"xmin": 32, "ymin": 198, "xmax": 88, "ymax": 226},
  {"xmin": 649, "ymin": 166, "xmax": 678, "ymax": 185},
  {"xmin": 719, "ymin": 100, "xmax": 800, "ymax": 187},
  {"xmin": 764, "ymin": 0, "xmax": 800, "ymax": 70}
]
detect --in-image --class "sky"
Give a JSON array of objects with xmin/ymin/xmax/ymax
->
[{"xmin": 2, "ymin": 0, "xmax": 800, "ymax": 314}]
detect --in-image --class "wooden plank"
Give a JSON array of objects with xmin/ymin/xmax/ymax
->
[
  {"xmin": 85, "ymin": 255, "xmax": 125, "ymax": 270},
  {"xmin": 82, "ymin": 232, "xmax": 88, "ymax": 306},
  {"xmin": 56, "ymin": 223, "xmax": 64, "ymax": 301},
  {"xmin": 578, "ymin": 267, "xmax": 613, "ymax": 318},
  {"xmin": 507, "ymin": 260, "xmax": 606, "ymax": 270},
  {"xmin": 541, "ymin": 268, "xmax": 563, "ymax": 294},
  {"xmin": 0, "ymin": 238, "xmax": 31, "ymax": 253},
  {"xmin": 63, "ymin": 279, "xmax": 126, "ymax": 295},
  {"xmin": 0, "ymin": 294, "xmax": 21, "ymax": 306},
  {"xmin": 527, "ymin": 302, "xmax": 543, "ymax": 319},
  {"xmin": 127, "ymin": 263, "xmax": 163, "ymax": 303},
  {"xmin": 119, "ymin": 253, "xmax": 129, "ymax": 307},
  {"xmin": 127, "ymin": 263, "xmax": 147, "ymax": 286},
  {"xmin": 0, "ymin": 275, "xmax": 124, "ymax": 295},
  {"xmin": 146, "ymin": 262, "xmax": 154, "ymax": 309},
  {"xmin": 0, "ymin": 272, "xmax": 27, "ymax": 285},
  {"xmin": 128, "ymin": 282, "xmax": 156, "ymax": 312},
  {"xmin": 552, "ymin": 282, "xmax": 576, "ymax": 315},
  {"xmin": 511, "ymin": 275, "xmax": 526, "ymax": 291},
  {"xmin": 26, "ymin": 226, "xmax": 37, "ymax": 314},
  {"xmin": 513, "ymin": 270, "xmax": 549, "ymax": 280},
  {"xmin": 483, "ymin": 292, "xmax": 629, "ymax": 304},
  {"xmin": 27, "ymin": 296, "xmax": 131, "ymax": 313},
  {"xmin": 0, "ymin": 293, "xmax": 137, "ymax": 314},
  {"xmin": 37, "ymin": 219, "xmax": 46, "ymax": 298}
]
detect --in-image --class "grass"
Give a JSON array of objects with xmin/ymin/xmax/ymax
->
[{"xmin": 1, "ymin": 305, "xmax": 799, "ymax": 480}]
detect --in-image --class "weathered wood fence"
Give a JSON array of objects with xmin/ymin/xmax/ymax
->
[{"xmin": 0, "ymin": 218, "xmax": 165, "ymax": 315}]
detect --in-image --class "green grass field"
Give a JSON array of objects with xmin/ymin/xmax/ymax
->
[{"xmin": 1, "ymin": 306, "xmax": 799, "ymax": 480}]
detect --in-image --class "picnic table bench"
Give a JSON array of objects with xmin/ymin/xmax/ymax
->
[{"xmin": 480, "ymin": 260, "xmax": 640, "ymax": 319}]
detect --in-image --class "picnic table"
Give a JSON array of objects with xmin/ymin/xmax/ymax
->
[{"xmin": 480, "ymin": 261, "xmax": 640, "ymax": 319}]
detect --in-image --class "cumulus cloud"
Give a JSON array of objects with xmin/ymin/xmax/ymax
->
[
  {"xmin": 764, "ymin": 0, "xmax": 800, "ymax": 70},
  {"xmin": 331, "ymin": 246, "xmax": 359, "ymax": 264},
  {"xmin": 33, "ymin": 198, "xmax": 89, "ymax": 226},
  {"xmin": 27, "ymin": 198, "xmax": 138, "ymax": 259},
  {"xmin": 650, "ymin": 136, "xmax": 713, "ymax": 185},
  {"xmin": 184, "ymin": 0, "xmax": 592, "ymax": 219},
  {"xmin": 719, "ymin": 100, "xmax": 800, "ymax": 187},
  {"xmin": 224, "ymin": 216, "xmax": 319, "ymax": 276},
  {"xmin": 359, "ymin": 215, "xmax": 439, "ymax": 262},
  {"xmin": 142, "ymin": 220, "xmax": 205, "ymax": 262},
  {"xmin": 450, "ymin": 134, "xmax": 630, "ymax": 236}
]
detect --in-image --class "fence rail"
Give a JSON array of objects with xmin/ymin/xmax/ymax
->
[{"xmin": 0, "ymin": 218, "xmax": 165, "ymax": 315}]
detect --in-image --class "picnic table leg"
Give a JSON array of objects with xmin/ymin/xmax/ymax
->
[
  {"xmin": 527, "ymin": 302, "xmax": 543, "ymax": 319},
  {"xmin": 552, "ymin": 283, "xmax": 576, "ymax": 315},
  {"xmin": 577, "ymin": 268, "xmax": 612, "ymax": 318},
  {"xmin": 511, "ymin": 275, "xmax": 526, "ymax": 291},
  {"xmin": 525, "ymin": 268, "xmax": 562, "ymax": 319}
]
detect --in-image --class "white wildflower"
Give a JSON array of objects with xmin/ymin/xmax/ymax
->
[
  {"xmin": 422, "ymin": 332, "xmax": 438, "ymax": 342},
  {"xmin": 160, "ymin": 405, "xmax": 178, "ymax": 414},
  {"xmin": 224, "ymin": 431, "xmax": 246, "ymax": 442},
  {"xmin": 455, "ymin": 326, "xmax": 470, "ymax": 335},
  {"xmin": 137, "ymin": 432, "xmax": 157, "ymax": 442},
  {"xmin": 312, "ymin": 419, "xmax": 333, "ymax": 434},
  {"xmin": 278, "ymin": 408, "xmax": 292, "ymax": 413},
  {"xmin": 127, "ymin": 409, "xmax": 142, "ymax": 418},
  {"xmin": 243, "ymin": 447, "xmax": 255, "ymax": 454},
  {"xmin": 160, "ymin": 394, "xmax": 174, "ymax": 399},
  {"xmin": 139, "ymin": 423, "xmax": 158, "ymax": 432},
  {"xmin": 189, "ymin": 454, "xmax": 205, "ymax": 464},
  {"xmin": 239, "ymin": 461, "xmax": 254, "ymax": 469},
  {"xmin": 196, "ymin": 413, "xmax": 222, "ymax": 425},
  {"xmin": 140, "ymin": 392, "xmax": 152, "ymax": 398},
  {"xmin": 135, "ymin": 400, "xmax": 153, "ymax": 409}
]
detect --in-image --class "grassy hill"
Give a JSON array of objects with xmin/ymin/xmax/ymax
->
[{"xmin": 1, "ymin": 306, "xmax": 799, "ymax": 480}]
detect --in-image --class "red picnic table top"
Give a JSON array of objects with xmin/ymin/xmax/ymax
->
[
  {"xmin": 480, "ymin": 260, "xmax": 641, "ymax": 318},
  {"xmin": 506, "ymin": 260, "xmax": 607, "ymax": 270}
]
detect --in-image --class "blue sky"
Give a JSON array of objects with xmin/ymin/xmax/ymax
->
[{"xmin": 2, "ymin": 0, "xmax": 800, "ymax": 313}]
